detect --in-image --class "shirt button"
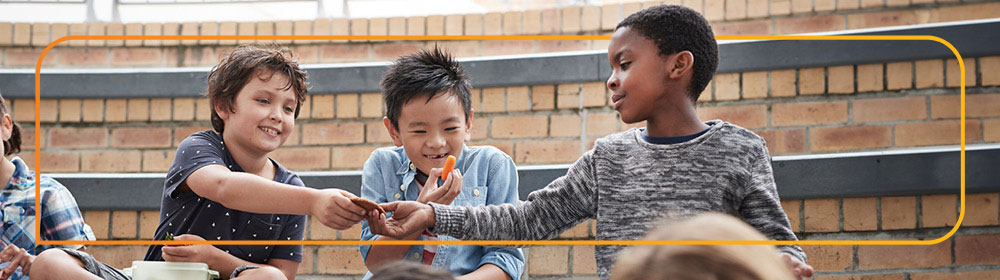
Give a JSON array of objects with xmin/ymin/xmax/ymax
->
[
  {"xmin": 413, "ymin": 253, "xmax": 420, "ymax": 259},
  {"xmin": 400, "ymin": 184, "xmax": 406, "ymax": 192},
  {"xmin": 395, "ymin": 193, "xmax": 401, "ymax": 199},
  {"xmin": 409, "ymin": 163, "xmax": 414, "ymax": 170},
  {"xmin": 473, "ymin": 189, "xmax": 480, "ymax": 196}
]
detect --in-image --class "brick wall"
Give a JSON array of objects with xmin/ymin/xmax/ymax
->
[{"xmin": 4, "ymin": 0, "xmax": 1000, "ymax": 279}]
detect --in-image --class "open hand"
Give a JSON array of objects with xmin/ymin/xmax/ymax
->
[
  {"xmin": 0, "ymin": 244, "xmax": 34, "ymax": 280},
  {"xmin": 161, "ymin": 234, "xmax": 218, "ymax": 264},
  {"xmin": 312, "ymin": 189, "xmax": 368, "ymax": 230},
  {"xmin": 368, "ymin": 201, "xmax": 436, "ymax": 239},
  {"xmin": 416, "ymin": 167, "xmax": 463, "ymax": 205},
  {"xmin": 781, "ymin": 253, "xmax": 814, "ymax": 279}
]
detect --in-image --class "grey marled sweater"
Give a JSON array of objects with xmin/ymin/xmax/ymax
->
[{"xmin": 430, "ymin": 120, "xmax": 805, "ymax": 279}]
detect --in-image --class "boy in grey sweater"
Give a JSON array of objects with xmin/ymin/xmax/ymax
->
[{"xmin": 367, "ymin": 5, "xmax": 812, "ymax": 280}]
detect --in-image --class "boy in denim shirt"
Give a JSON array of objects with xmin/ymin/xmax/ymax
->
[{"xmin": 359, "ymin": 47, "xmax": 524, "ymax": 280}]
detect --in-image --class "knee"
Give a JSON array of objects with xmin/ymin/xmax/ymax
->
[
  {"xmin": 234, "ymin": 266, "xmax": 287, "ymax": 280},
  {"xmin": 29, "ymin": 249, "xmax": 79, "ymax": 279}
]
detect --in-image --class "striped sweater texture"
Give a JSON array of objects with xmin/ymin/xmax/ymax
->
[{"xmin": 431, "ymin": 120, "xmax": 806, "ymax": 279}]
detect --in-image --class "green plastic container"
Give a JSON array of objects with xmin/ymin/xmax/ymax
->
[{"xmin": 123, "ymin": 261, "xmax": 220, "ymax": 280}]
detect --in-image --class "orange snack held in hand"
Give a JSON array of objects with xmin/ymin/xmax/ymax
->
[{"xmin": 442, "ymin": 155, "xmax": 457, "ymax": 179}]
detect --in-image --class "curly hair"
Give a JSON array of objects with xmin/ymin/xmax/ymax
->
[
  {"xmin": 617, "ymin": 5, "xmax": 719, "ymax": 101},
  {"xmin": 380, "ymin": 46, "xmax": 472, "ymax": 130},
  {"xmin": 0, "ymin": 92, "xmax": 20, "ymax": 156},
  {"xmin": 207, "ymin": 45, "xmax": 309, "ymax": 133}
]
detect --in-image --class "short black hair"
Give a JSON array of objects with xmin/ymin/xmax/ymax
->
[
  {"xmin": 381, "ymin": 46, "xmax": 472, "ymax": 129},
  {"xmin": 617, "ymin": 5, "xmax": 718, "ymax": 101}
]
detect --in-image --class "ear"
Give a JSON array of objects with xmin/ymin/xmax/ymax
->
[
  {"xmin": 383, "ymin": 117, "xmax": 404, "ymax": 147},
  {"xmin": 214, "ymin": 101, "xmax": 231, "ymax": 121},
  {"xmin": 0, "ymin": 114, "xmax": 12, "ymax": 142},
  {"xmin": 464, "ymin": 109, "xmax": 475, "ymax": 141},
  {"xmin": 667, "ymin": 51, "xmax": 695, "ymax": 79}
]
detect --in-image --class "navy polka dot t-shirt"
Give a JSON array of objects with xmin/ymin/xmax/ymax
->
[{"xmin": 144, "ymin": 130, "xmax": 306, "ymax": 264}]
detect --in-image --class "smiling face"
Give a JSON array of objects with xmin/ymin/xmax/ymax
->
[
  {"xmin": 606, "ymin": 27, "xmax": 681, "ymax": 124},
  {"xmin": 217, "ymin": 70, "xmax": 298, "ymax": 156},
  {"xmin": 384, "ymin": 91, "xmax": 472, "ymax": 175}
]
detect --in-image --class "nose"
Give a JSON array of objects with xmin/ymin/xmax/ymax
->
[
  {"xmin": 427, "ymin": 132, "xmax": 446, "ymax": 149},
  {"xmin": 269, "ymin": 105, "xmax": 282, "ymax": 122},
  {"xmin": 607, "ymin": 72, "xmax": 619, "ymax": 91}
]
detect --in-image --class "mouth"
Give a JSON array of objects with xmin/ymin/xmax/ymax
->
[
  {"xmin": 611, "ymin": 93, "xmax": 625, "ymax": 110},
  {"xmin": 259, "ymin": 126, "xmax": 281, "ymax": 136},
  {"xmin": 424, "ymin": 153, "xmax": 448, "ymax": 160}
]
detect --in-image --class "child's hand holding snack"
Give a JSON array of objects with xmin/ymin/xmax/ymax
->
[
  {"xmin": 416, "ymin": 156, "xmax": 463, "ymax": 205},
  {"xmin": 312, "ymin": 189, "xmax": 370, "ymax": 230},
  {"xmin": 367, "ymin": 201, "xmax": 436, "ymax": 240},
  {"xmin": 161, "ymin": 234, "xmax": 219, "ymax": 264}
]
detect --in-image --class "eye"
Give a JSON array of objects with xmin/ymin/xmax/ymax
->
[
  {"xmin": 411, "ymin": 130, "xmax": 426, "ymax": 134},
  {"xmin": 283, "ymin": 106, "xmax": 294, "ymax": 113},
  {"xmin": 256, "ymin": 98, "xmax": 270, "ymax": 105},
  {"xmin": 444, "ymin": 127, "xmax": 459, "ymax": 131},
  {"xmin": 620, "ymin": 61, "xmax": 631, "ymax": 70}
]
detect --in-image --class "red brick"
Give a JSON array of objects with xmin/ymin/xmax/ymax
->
[
  {"xmin": 331, "ymin": 146, "xmax": 377, "ymax": 169},
  {"xmin": 581, "ymin": 82, "xmax": 606, "ymax": 108},
  {"xmin": 947, "ymin": 58, "xmax": 976, "ymax": 88},
  {"xmin": 506, "ymin": 86, "xmax": 531, "ymax": 112},
  {"xmin": 798, "ymin": 67, "xmax": 826, "ymax": 95},
  {"xmin": 111, "ymin": 211, "xmax": 138, "ymax": 238},
  {"xmin": 921, "ymin": 194, "xmax": 957, "ymax": 228},
  {"xmin": 141, "ymin": 150, "xmax": 173, "ymax": 172},
  {"xmin": 365, "ymin": 121, "xmax": 392, "ymax": 144},
  {"xmin": 319, "ymin": 44, "xmax": 370, "ymax": 63},
  {"xmin": 929, "ymin": 2, "xmax": 1000, "ymax": 23},
  {"xmin": 561, "ymin": 7, "xmax": 582, "ymax": 33},
  {"xmin": 770, "ymin": 0, "xmax": 791, "ymax": 16},
  {"xmin": 885, "ymin": 0, "xmax": 908, "ymax": 7},
  {"xmin": 516, "ymin": 140, "xmax": 581, "ymax": 164},
  {"xmin": 857, "ymin": 64, "xmax": 884, "ymax": 92},
  {"xmin": 697, "ymin": 105, "xmax": 766, "ymax": 129},
  {"xmin": 847, "ymin": 10, "xmax": 931, "ymax": 29},
  {"xmin": 138, "ymin": 211, "xmax": 159, "ymax": 239},
  {"xmin": 915, "ymin": 59, "xmax": 944, "ymax": 89},
  {"xmin": 127, "ymin": 98, "xmax": 149, "ymax": 121},
  {"xmin": 559, "ymin": 220, "xmax": 590, "ymax": 239},
  {"xmin": 882, "ymin": 196, "xmax": 917, "ymax": 230},
  {"xmin": 538, "ymin": 40, "xmax": 590, "ymax": 54},
  {"xmin": 302, "ymin": 122, "xmax": 364, "ymax": 145},
  {"xmin": 80, "ymin": 151, "xmax": 142, "ymax": 172},
  {"xmin": 21, "ymin": 128, "xmax": 39, "ymax": 150},
  {"xmin": 704, "ymin": 0, "xmax": 725, "ymax": 21},
  {"xmin": 173, "ymin": 126, "xmax": 212, "ymax": 147},
  {"xmin": 964, "ymin": 193, "xmax": 999, "ymax": 226},
  {"xmin": 5, "ymin": 48, "xmax": 56, "ymax": 67},
  {"xmin": 502, "ymin": 11, "xmax": 523, "ymax": 35},
  {"xmin": 149, "ymin": 98, "xmax": 171, "ymax": 121},
  {"xmin": 886, "ymin": 62, "xmax": 913, "ymax": 90},
  {"xmin": 776, "ymin": 15, "xmax": 845, "ymax": 34},
  {"xmin": 988, "ymin": 120, "xmax": 1000, "ymax": 143},
  {"xmin": 802, "ymin": 245, "xmax": 852, "ymax": 272},
  {"xmin": 741, "ymin": 71, "xmax": 768, "ymax": 99},
  {"xmin": 586, "ymin": 112, "xmax": 618, "ymax": 137},
  {"xmin": 480, "ymin": 88, "xmax": 505, "ymax": 113},
  {"xmin": 371, "ymin": 42, "xmax": 422, "ymax": 61},
  {"xmin": 955, "ymin": 234, "xmax": 1000, "ymax": 265},
  {"xmin": 816, "ymin": 274, "xmax": 905, "ymax": 280},
  {"xmin": 58, "ymin": 99, "xmax": 81, "ymax": 123},
  {"xmin": 557, "ymin": 83, "xmax": 581, "ymax": 109},
  {"xmin": 572, "ymin": 245, "xmax": 597, "ymax": 274},
  {"xmin": 550, "ymin": 114, "xmax": 582, "ymax": 138},
  {"xmin": 407, "ymin": 16, "xmax": 426, "ymax": 36},
  {"xmin": 804, "ymin": 198, "xmax": 840, "ymax": 232},
  {"xmin": 781, "ymin": 200, "xmax": 801, "ymax": 232},
  {"xmin": 772, "ymin": 101, "xmax": 848, "ymax": 127},
  {"xmin": 981, "ymin": 56, "xmax": 1000, "ymax": 86},
  {"xmin": 714, "ymin": 73, "xmax": 740, "ymax": 100},
  {"xmin": 580, "ymin": 6, "xmax": 601, "ymax": 32},
  {"xmin": 87, "ymin": 246, "xmax": 147, "ymax": 269},
  {"xmin": 929, "ymin": 95, "xmax": 958, "ymax": 119},
  {"xmin": 339, "ymin": 223, "xmax": 363, "ymax": 239},
  {"xmin": 726, "ymin": 0, "xmax": 748, "ymax": 20},
  {"xmin": 270, "ymin": 147, "xmax": 330, "ymax": 170},
  {"xmin": 471, "ymin": 141, "xmax": 513, "ymax": 158},
  {"xmin": 443, "ymin": 15, "xmax": 463, "ymax": 36},
  {"xmin": 359, "ymin": 93, "xmax": 382, "ymax": 118},
  {"xmin": 828, "ymin": 65, "xmax": 854, "ymax": 94},
  {"xmin": 843, "ymin": 197, "xmax": 877, "ymax": 231},
  {"xmin": 810, "ymin": 125, "xmax": 891, "ymax": 152},
  {"xmin": 387, "ymin": 17, "xmax": 406, "ymax": 36},
  {"xmin": 335, "ymin": 93, "xmax": 359, "ymax": 119},
  {"xmin": 470, "ymin": 117, "xmax": 487, "ymax": 140},
  {"xmin": 755, "ymin": 129, "xmax": 806, "ymax": 154},
  {"xmin": 81, "ymin": 99, "xmax": 104, "ymax": 122},
  {"xmin": 837, "ymin": 0, "xmax": 860, "ymax": 10},
  {"xmin": 49, "ymin": 127, "xmax": 107, "ymax": 149},
  {"xmin": 540, "ymin": 8, "xmax": 561, "ymax": 34},
  {"xmin": 480, "ymin": 40, "xmax": 534, "ymax": 56},
  {"xmin": 296, "ymin": 248, "xmax": 314, "ymax": 275},
  {"xmin": 532, "ymin": 85, "xmax": 555, "ymax": 110},
  {"xmin": 110, "ymin": 47, "xmax": 162, "ymax": 66},
  {"xmin": 111, "ymin": 127, "xmax": 171, "ymax": 148},
  {"xmin": 853, "ymin": 96, "xmax": 927, "ymax": 123},
  {"xmin": 308, "ymin": 216, "xmax": 336, "ymax": 240},
  {"xmin": 969, "ymin": 94, "xmax": 1000, "ymax": 118},
  {"xmin": 911, "ymin": 270, "xmax": 1000, "ymax": 280},
  {"xmin": 492, "ymin": 115, "xmax": 548, "ymax": 138},
  {"xmin": 21, "ymin": 151, "xmax": 79, "ymax": 173},
  {"xmin": 57, "ymin": 47, "xmax": 109, "ymax": 66},
  {"xmin": 894, "ymin": 120, "xmax": 981, "ymax": 147},
  {"xmin": 528, "ymin": 246, "xmax": 569, "ymax": 275},
  {"xmin": 771, "ymin": 69, "xmax": 797, "ymax": 97},
  {"xmin": 858, "ymin": 240, "xmax": 951, "ymax": 269},
  {"xmin": 310, "ymin": 94, "xmax": 334, "ymax": 119},
  {"xmin": 316, "ymin": 247, "xmax": 366, "ymax": 274}
]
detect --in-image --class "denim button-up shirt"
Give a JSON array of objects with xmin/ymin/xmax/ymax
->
[{"xmin": 359, "ymin": 145, "xmax": 524, "ymax": 279}]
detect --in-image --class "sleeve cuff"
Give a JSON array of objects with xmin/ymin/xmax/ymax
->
[{"xmin": 429, "ymin": 202, "xmax": 466, "ymax": 237}]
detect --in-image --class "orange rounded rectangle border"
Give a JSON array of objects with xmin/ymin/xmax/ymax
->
[{"xmin": 31, "ymin": 35, "xmax": 967, "ymax": 246}]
